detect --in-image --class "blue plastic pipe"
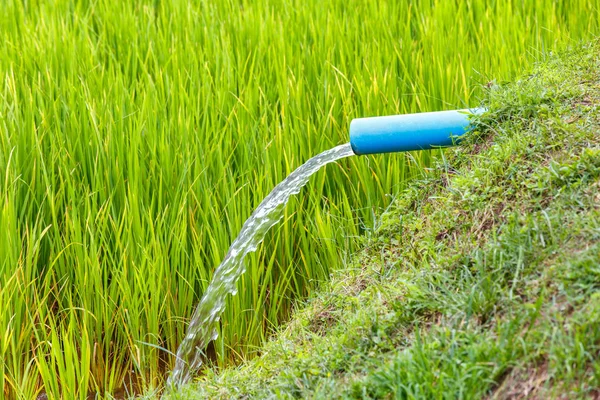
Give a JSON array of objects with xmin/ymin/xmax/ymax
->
[{"xmin": 349, "ymin": 108, "xmax": 484, "ymax": 155}]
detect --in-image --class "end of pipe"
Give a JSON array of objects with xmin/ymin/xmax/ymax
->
[{"xmin": 349, "ymin": 119, "xmax": 363, "ymax": 155}]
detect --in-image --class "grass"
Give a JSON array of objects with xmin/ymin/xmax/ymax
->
[
  {"xmin": 0, "ymin": 0, "xmax": 599, "ymax": 398},
  {"xmin": 185, "ymin": 40, "xmax": 600, "ymax": 399}
]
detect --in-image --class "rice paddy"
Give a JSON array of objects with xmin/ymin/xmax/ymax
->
[{"xmin": 0, "ymin": 0, "xmax": 598, "ymax": 398}]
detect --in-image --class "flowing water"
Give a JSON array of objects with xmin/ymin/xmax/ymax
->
[{"xmin": 167, "ymin": 143, "xmax": 355, "ymax": 389}]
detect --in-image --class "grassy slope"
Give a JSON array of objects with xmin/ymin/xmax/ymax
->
[{"xmin": 181, "ymin": 41, "xmax": 600, "ymax": 399}]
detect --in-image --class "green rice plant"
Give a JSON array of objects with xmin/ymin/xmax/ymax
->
[{"xmin": 0, "ymin": 0, "xmax": 598, "ymax": 397}]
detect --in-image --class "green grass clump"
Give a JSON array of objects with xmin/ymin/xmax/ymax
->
[
  {"xmin": 0, "ymin": 0, "xmax": 599, "ymax": 398},
  {"xmin": 187, "ymin": 41, "xmax": 600, "ymax": 399}
]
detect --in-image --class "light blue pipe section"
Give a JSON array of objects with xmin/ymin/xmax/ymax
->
[{"xmin": 349, "ymin": 108, "xmax": 484, "ymax": 155}]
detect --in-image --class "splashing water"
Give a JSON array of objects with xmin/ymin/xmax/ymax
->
[{"xmin": 167, "ymin": 143, "xmax": 355, "ymax": 389}]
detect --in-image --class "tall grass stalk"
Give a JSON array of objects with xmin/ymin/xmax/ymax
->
[{"xmin": 0, "ymin": 0, "xmax": 598, "ymax": 397}]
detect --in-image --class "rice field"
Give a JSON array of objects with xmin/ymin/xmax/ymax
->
[{"xmin": 0, "ymin": 0, "xmax": 598, "ymax": 398}]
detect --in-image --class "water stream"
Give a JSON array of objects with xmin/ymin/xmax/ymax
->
[{"xmin": 167, "ymin": 143, "xmax": 355, "ymax": 389}]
